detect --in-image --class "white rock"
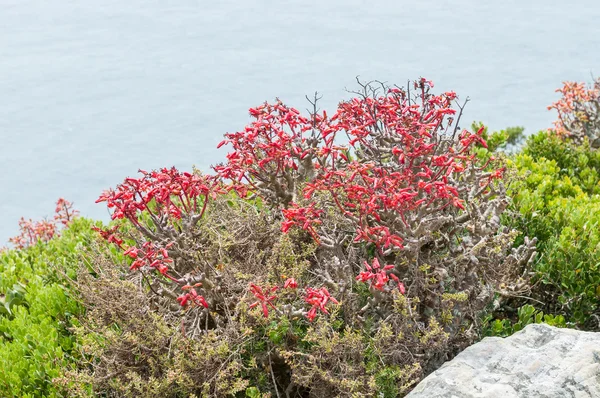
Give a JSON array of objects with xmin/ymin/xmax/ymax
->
[{"xmin": 407, "ymin": 323, "xmax": 600, "ymax": 398}]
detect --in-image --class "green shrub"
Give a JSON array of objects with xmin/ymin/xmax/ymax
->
[
  {"xmin": 523, "ymin": 131, "xmax": 600, "ymax": 195},
  {"xmin": 0, "ymin": 218, "xmax": 96, "ymax": 397},
  {"xmin": 507, "ymin": 131, "xmax": 600, "ymax": 328},
  {"xmin": 482, "ymin": 304, "xmax": 566, "ymax": 337}
]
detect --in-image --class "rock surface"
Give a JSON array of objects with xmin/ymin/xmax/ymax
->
[{"xmin": 407, "ymin": 323, "xmax": 600, "ymax": 398}]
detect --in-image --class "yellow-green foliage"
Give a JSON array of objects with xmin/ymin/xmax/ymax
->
[
  {"xmin": 66, "ymin": 233, "xmax": 449, "ymax": 398},
  {"xmin": 59, "ymin": 256, "xmax": 251, "ymax": 398},
  {"xmin": 282, "ymin": 319, "xmax": 424, "ymax": 397},
  {"xmin": 266, "ymin": 232, "xmax": 315, "ymax": 283},
  {"xmin": 523, "ymin": 131, "xmax": 600, "ymax": 195}
]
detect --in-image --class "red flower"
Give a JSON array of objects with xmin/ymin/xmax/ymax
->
[
  {"xmin": 54, "ymin": 198, "xmax": 78, "ymax": 225},
  {"xmin": 284, "ymin": 277, "xmax": 298, "ymax": 289},
  {"xmin": 306, "ymin": 306, "xmax": 318, "ymax": 322},
  {"xmin": 95, "ymin": 167, "xmax": 217, "ymax": 224},
  {"xmin": 304, "ymin": 287, "xmax": 339, "ymax": 322},
  {"xmin": 249, "ymin": 284, "xmax": 278, "ymax": 318},
  {"xmin": 177, "ymin": 289, "xmax": 209, "ymax": 309},
  {"xmin": 130, "ymin": 258, "xmax": 144, "ymax": 271},
  {"xmin": 177, "ymin": 294, "xmax": 189, "ymax": 306},
  {"xmin": 123, "ymin": 246, "xmax": 140, "ymax": 259},
  {"xmin": 356, "ymin": 258, "xmax": 401, "ymax": 292}
]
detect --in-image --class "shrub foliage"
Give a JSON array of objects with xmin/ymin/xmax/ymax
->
[
  {"xmin": 0, "ymin": 212, "xmax": 91, "ymax": 397},
  {"xmin": 508, "ymin": 131, "xmax": 600, "ymax": 328}
]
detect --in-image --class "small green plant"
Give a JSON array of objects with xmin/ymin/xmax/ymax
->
[{"xmin": 482, "ymin": 304, "xmax": 567, "ymax": 337}]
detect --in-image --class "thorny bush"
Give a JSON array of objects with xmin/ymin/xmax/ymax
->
[{"xmin": 87, "ymin": 79, "xmax": 537, "ymax": 397}]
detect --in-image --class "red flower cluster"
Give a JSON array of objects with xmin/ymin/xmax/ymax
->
[
  {"xmin": 248, "ymin": 280, "xmax": 339, "ymax": 322},
  {"xmin": 129, "ymin": 241, "xmax": 178, "ymax": 278},
  {"xmin": 93, "ymin": 168, "xmax": 224, "ymax": 309},
  {"xmin": 302, "ymin": 86, "xmax": 491, "ymax": 249},
  {"xmin": 9, "ymin": 218, "xmax": 56, "ymax": 249},
  {"xmin": 356, "ymin": 258, "xmax": 405, "ymax": 294},
  {"xmin": 91, "ymin": 225, "xmax": 123, "ymax": 248},
  {"xmin": 93, "ymin": 229, "xmax": 179, "ymax": 281},
  {"xmin": 215, "ymin": 101, "xmax": 311, "ymax": 179},
  {"xmin": 216, "ymin": 79, "xmax": 498, "ymax": 253},
  {"xmin": 177, "ymin": 283, "xmax": 209, "ymax": 308},
  {"xmin": 281, "ymin": 203, "xmax": 324, "ymax": 242},
  {"xmin": 249, "ymin": 284, "xmax": 279, "ymax": 318},
  {"xmin": 305, "ymin": 287, "xmax": 339, "ymax": 322},
  {"xmin": 548, "ymin": 79, "xmax": 600, "ymax": 141},
  {"xmin": 214, "ymin": 100, "xmax": 320, "ymax": 205},
  {"xmin": 96, "ymin": 167, "xmax": 217, "ymax": 223}
]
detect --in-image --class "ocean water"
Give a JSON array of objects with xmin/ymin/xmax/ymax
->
[{"xmin": 1, "ymin": 0, "xmax": 599, "ymax": 243}]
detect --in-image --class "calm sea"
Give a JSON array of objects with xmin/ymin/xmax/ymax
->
[{"xmin": 1, "ymin": 0, "xmax": 599, "ymax": 243}]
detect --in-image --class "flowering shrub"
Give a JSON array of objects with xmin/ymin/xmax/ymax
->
[
  {"xmin": 86, "ymin": 79, "xmax": 536, "ymax": 396},
  {"xmin": 5, "ymin": 198, "xmax": 78, "ymax": 250},
  {"xmin": 548, "ymin": 78, "xmax": 600, "ymax": 146},
  {"xmin": 216, "ymin": 78, "xmax": 537, "ymax": 342},
  {"xmin": 93, "ymin": 168, "xmax": 232, "ymax": 324}
]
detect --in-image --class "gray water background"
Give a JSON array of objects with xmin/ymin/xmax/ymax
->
[{"xmin": 1, "ymin": 0, "xmax": 600, "ymax": 244}]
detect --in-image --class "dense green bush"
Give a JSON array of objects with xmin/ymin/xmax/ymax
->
[
  {"xmin": 507, "ymin": 131, "xmax": 600, "ymax": 328},
  {"xmin": 523, "ymin": 131, "xmax": 600, "ymax": 195},
  {"xmin": 0, "ymin": 218, "xmax": 96, "ymax": 397}
]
